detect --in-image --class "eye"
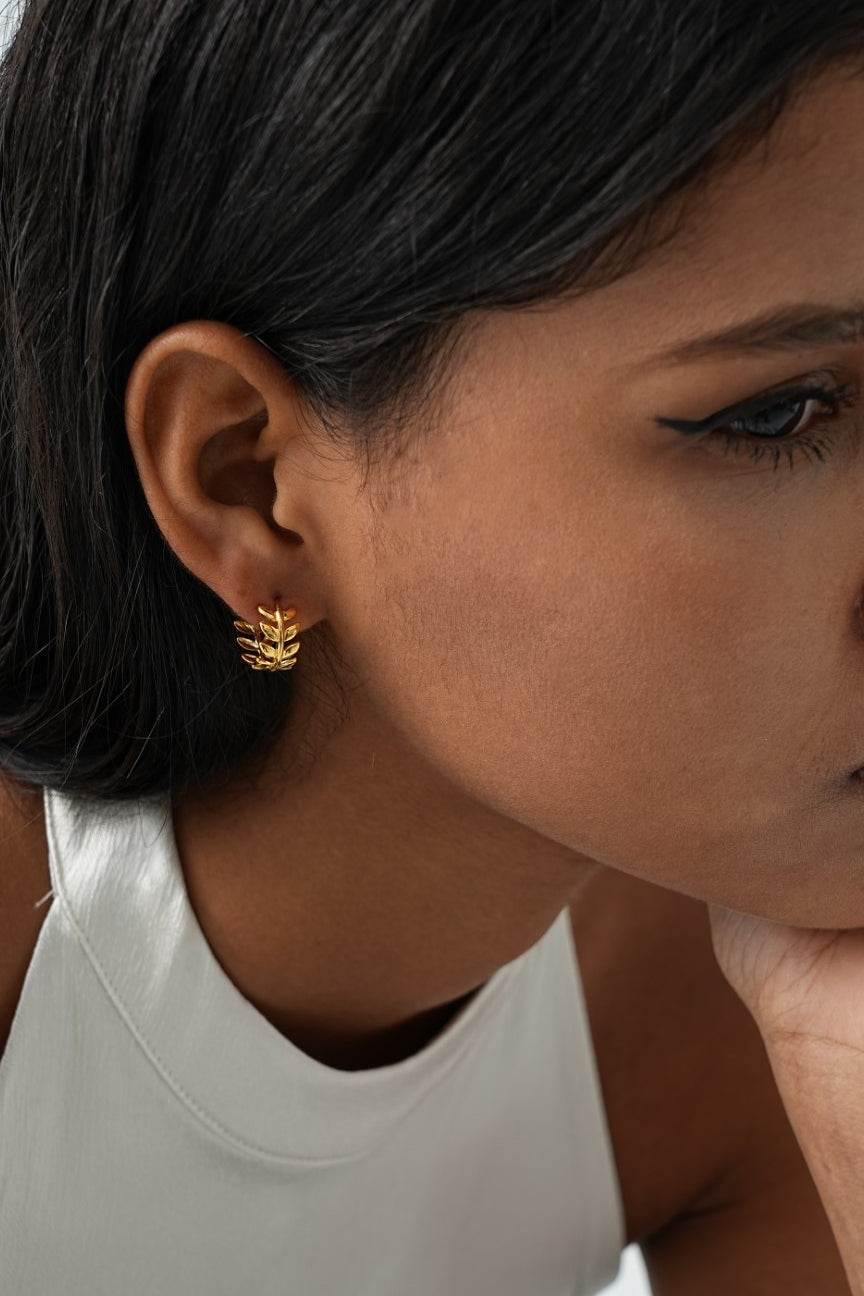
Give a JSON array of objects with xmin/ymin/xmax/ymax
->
[
  {"xmin": 724, "ymin": 392, "xmax": 836, "ymax": 440},
  {"xmin": 656, "ymin": 380, "xmax": 857, "ymax": 472}
]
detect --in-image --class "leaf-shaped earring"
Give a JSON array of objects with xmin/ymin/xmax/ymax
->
[{"xmin": 233, "ymin": 602, "xmax": 301, "ymax": 672}]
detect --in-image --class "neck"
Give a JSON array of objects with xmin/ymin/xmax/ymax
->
[{"xmin": 172, "ymin": 674, "xmax": 599, "ymax": 1069}]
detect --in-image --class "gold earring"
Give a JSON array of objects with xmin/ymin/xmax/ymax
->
[{"xmin": 233, "ymin": 602, "xmax": 301, "ymax": 672}]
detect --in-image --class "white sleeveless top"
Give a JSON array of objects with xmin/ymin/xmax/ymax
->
[{"xmin": 0, "ymin": 785, "xmax": 624, "ymax": 1295}]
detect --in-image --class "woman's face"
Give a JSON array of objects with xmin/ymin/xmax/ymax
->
[{"xmin": 319, "ymin": 65, "xmax": 864, "ymax": 927}]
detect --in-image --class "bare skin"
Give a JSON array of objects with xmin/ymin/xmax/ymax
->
[
  {"xmin": 0, "ymin": 767, "xmax": 849, "ymax": 1288},
  {"xmin": 5, "ymin": 57, "xmax": 864, "ymax": 1291},
  {"xmin": 119, "ymin": 64, "xmax": 864, "ymax": 1068}
]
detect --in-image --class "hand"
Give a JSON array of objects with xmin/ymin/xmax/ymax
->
[
  {"xmin": 709, "ymin": 905, "xmax": 864, "ymax": 1294},
  {"xmin": 708, "ymin": 905, "xmax": 864, "ymax": 1053}
]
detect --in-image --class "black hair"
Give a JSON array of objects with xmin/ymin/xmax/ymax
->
[{"xmin": 1, "ymin": 0, "xmax": 863, "ymax": 807}]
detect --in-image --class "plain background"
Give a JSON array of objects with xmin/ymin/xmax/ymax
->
[{"xmin": 601, "ymin": 1244, "xmax": 652, "ymax": 1295}]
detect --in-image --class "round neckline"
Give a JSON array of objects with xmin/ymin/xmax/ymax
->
[{"xmin": 44, "ymin": 786, "xmax": 541, "ymax": 1163}]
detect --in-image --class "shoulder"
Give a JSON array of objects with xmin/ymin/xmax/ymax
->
[
  {"xmin": 570, "ymin": 868, "xmax": 811, "ymax": 1240},
  {"xmin": 0, "ymin": 773, "xmax": 52, "ymax": 1063}
]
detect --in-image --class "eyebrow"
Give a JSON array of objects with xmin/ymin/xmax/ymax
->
[{"xmin": 659, "ymin": 301, "xmax": 864, "ymax": 363}]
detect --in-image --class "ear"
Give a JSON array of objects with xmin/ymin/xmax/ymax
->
[{"xmin": 123, "ymin": 319, "xmax": 332, "ymax": 630}]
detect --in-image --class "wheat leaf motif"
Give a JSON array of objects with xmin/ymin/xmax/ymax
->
[{"xmin": 233, "ymin": 607, "xmax": 300, "ymax": 671}]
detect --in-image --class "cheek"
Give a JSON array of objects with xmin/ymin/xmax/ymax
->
[
  {"xmin": 361, "ymin": 470, "xmax": 716, "ymax": 837},
  {"xmin": 362, "ymin": 467, "xmax": 842, "ymax": 897}
]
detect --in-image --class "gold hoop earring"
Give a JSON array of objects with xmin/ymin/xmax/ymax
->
[{"xmin": 233, "ymin": 602, "xmax": 301, "ymax": 672}]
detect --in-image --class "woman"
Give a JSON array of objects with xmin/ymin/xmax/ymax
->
[{"xmin": 1, "ymin": 1, "xmax": 864, "ymax": 1292}]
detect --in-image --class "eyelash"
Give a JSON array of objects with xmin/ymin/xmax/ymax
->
[{"xmin": 699, "ymin": 380, "xmax": 857, "ymax": 471}]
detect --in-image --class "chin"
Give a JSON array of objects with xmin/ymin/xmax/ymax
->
[{"xmin": 713, "ymin": 884, "xmax": 864, "ymax": 933}]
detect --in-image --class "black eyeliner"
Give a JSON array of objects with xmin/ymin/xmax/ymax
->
[{"xmin": 654, "ymin": 383, "xmax": 835, "ymax": 435}]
